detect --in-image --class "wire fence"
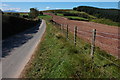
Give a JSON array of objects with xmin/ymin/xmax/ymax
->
[{"xmin": 50, "ymin": 20, "xmax": 120, "ymax": 78}]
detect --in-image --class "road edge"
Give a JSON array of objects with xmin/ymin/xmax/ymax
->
[{"xmin": 18, "ymin": 20, "xmax": 46, "ymax": 78}]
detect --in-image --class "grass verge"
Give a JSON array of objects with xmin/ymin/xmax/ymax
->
[{"xmin": 22, "ymin": 15, "xmax": 120, "ymax": 78}]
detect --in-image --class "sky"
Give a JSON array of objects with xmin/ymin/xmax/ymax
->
[
  {"xmin": 1, "ymin": 0, "xmax": 120, "ymax": 2},
  {"xmin": 0, "ymin": 2, "xmax": 119, "ymax": 12}
]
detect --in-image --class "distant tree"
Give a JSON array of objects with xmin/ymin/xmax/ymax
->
[
  {"xmin": 2, "ymin": 15, "xmax": 39, "ymax": 39},
  {"xmin": 7, "ymin": 13, "xmax": 12, "ymax": 15},
  {"xmin": 73, "ymin": 7, "xmax": 77, "ymax": 10},
  {"xmin": 0, "ymin": 9, "xmax": 4, "ymax": 15},
  {"xmin": 29, "ymin": 8, "xmax": 39, "ymax": 19},
  {"xmin": 54, "ymin": 13, "xmax": 57, "ymax": 15},
  {"xmin": 22, "ymin": 15, "xmax": 29, "ymax": 18},
  {"xmin": 119, "ymin": 1, "xmax": 120, "ymax": 9},
  {"xmin": 0, "ymin": 9, "xmax": 3, "ymax": 15},
  {"xmin": 39, "ymin": 11, "xmax": 43, "ymax": 15},
  {"xmin": 12, "ymin": 13, "xmax": 20, "ymax": 17}
]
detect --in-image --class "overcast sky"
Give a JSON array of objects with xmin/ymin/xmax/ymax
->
[{"xmin": 1, "ymin": 0, "xmax": 120, "ymax": 2}]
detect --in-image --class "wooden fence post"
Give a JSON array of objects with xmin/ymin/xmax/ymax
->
[
  {"xmin": 91, "ymin": 29, "xmax": 96, "ymax": 58},
  {"xmin": 74, "ymin": 26, "xmax": 77, "ymax": 46},
  {"xmin": 63, "ymin": 25, "xmax": 64, "ymax": 33},
  {"xmin": 60, "ymin": 24, "xmax": 62, "ymax": 30},
  {"xmin": 59, "ymin": 24, "xmax": 61, "ymax": 30},
  {"xmin": 66, "ymin": 25, "xmax": 69, "ymax": 40}
]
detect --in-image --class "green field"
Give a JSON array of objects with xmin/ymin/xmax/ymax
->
[
  {"xmin": 38, "ymin": 15, "xmax": 52, "ymax": 20},
  {"xmin": 66, "ymin": 16, "xmax": 89, "ymax": 21},
  {"xmin": 57, "ymin": 13, "xmax": 64, "ymax": 16},
  {"xmin": 57, "ymin": 13, "xmax": 89, "ymax": 21},
  {"xmin": 22, "ymin": 15, "xmax": 120, "ymax": 78}
]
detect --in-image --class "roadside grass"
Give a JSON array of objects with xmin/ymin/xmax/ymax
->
[{"xmin": 23, "ymin": 15, "xmax": 120, "ymax": 78}]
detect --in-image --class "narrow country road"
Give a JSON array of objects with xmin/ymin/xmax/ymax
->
[{"xmin": 2, "ymin": 20, "xmax": 46, "ymax": 78}]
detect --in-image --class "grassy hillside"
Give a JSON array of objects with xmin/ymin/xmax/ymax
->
[
  {"xmin": 53, "ymin": 10, "xmax": 120, "ymax": 27},
  {"xmin": 22, "ymin": 15, "xmax": 120, "ymax": 78},
  {"xmin": 73, "ymin": 6, "xmax": 120, "ymax": 22}
]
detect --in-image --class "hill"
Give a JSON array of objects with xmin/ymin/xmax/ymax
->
[
  {"xmin": 73, "ymin": 6, "xmax": 120, "ymax": 22},
  {"xmin": 44, "ymin": 7, "xmax": 119, "ymax": 27}
]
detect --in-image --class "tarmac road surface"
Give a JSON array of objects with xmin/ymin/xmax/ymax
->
[{"xmin": 2, "ymin": 20, "xmax": 46, "ymax": 78}]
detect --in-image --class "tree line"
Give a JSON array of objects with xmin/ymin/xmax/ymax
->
[
  {"xmin": 73, "ymin": 6, "xmax": 120, "ymax": 22},
  {"xmin": 1, "ymin": 8, "xmax": 43, "ymax": 19},
  {"xmin": 2, "ymin": 15, "xmax": 41, "ymax": 39},
  {"xmin": 2, "ymin": 8, "xmax": 43, "ymax": 39}
]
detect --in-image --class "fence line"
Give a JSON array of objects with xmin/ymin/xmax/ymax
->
[
  {"xmin": 91, "ymin": 29, "xmax": 96, "ymax": 59},
  {"xmin": 72, "ymin": 28, "xmax": 119, "ymax": 40},
  {"xmin": 96, "ymin": 53, "xmax": 120, "ymax": 68},
  {"xmin": 96, "ymin": 31, "xmax": 119, "ymax": 36},
  {"xmin": 74, "ymin": 26, "xmax": 77, "ymax": 46},
  {"xmin": 51, "ymin": 20, "xmax": 120, "ymax": 77},
  {"xmin": 52, "ymin": 21, "xmax": 119, "ymax": 47},
  {"xmin": 53, "ymin": 21, "xmax": 119, "ymax": 47},
  {"xmin": 65, "ymin": 26, "xmax": 119, "ymax": 40},
  {"xmin": 94, "ymin": 55, "xmax": 120, "ymax": 77},
  {"xmin": 66, "ymin": 27, "xmax": 119, "ymax": 37},
  {"xmin": 96, "ymin": 34, "xmax": 119, "ymax": 40},
  {"xmin": 51, "ymin": 20, "xmax": 120, "ymax": 58},
  {"xmin": 54, "ymin": 21, "xmax": 118, "ymax": 49},
  {"xmin": 77, "ymin": 31, "xmax": 92, "ymax": 37},
  {"xmin": 66, "ymin": 25, "xmax": 69, "ymax": 40}
]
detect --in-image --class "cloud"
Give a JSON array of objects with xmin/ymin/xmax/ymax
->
[
  {"xmin": 45, "ymin": 7, "xmax": 60, "ymax": 10},
  {"xmin": 0, "ymin": 8, "xmax": 3, "ymax": 11},
  {"xmin": 0, "ymin": 4, "xmax": 9, "ymax": 7},
  {"xmin": 45, "ymin": 6, "xmax": 50, "ymax": 9},
  {"xmin": 22, "ymin": 9, "xmax": 30, "ymax": 12},
  {"xmin": 55, "ymin": 8, "xmax": 60, "ymax": 9},
  {"xmin": 8, "ymin": 8, "xmax": 21, "ymax": 11},
  {"xmin": 3, "ymin": 8, "xmax": 21, "ymax": 11}
]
